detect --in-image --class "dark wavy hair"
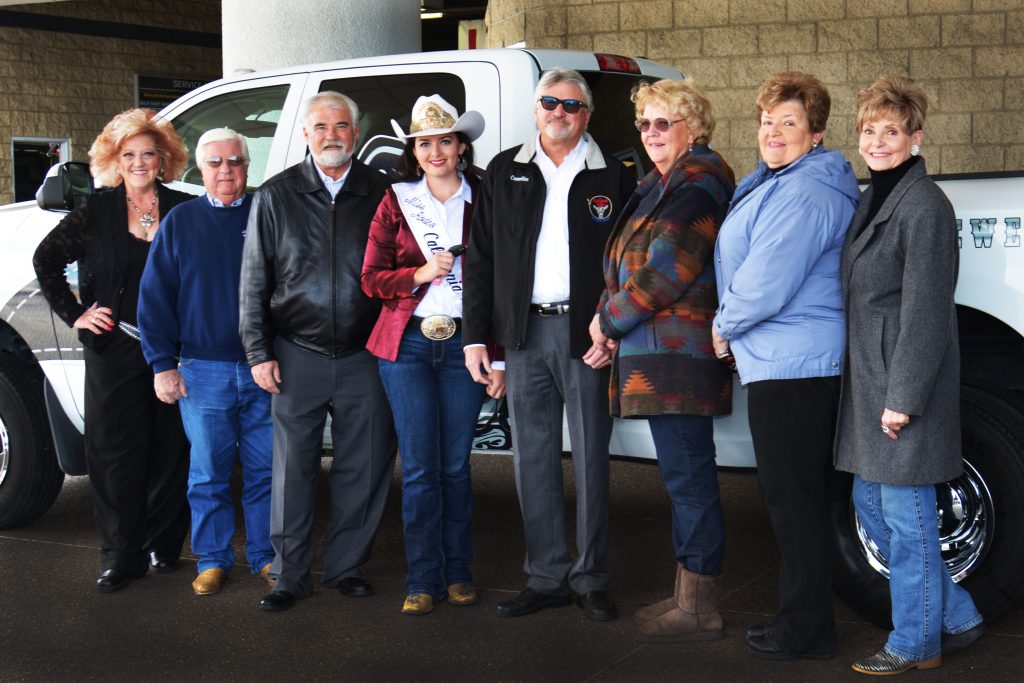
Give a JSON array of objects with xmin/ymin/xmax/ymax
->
[{"xmin": 393, "ymin": 132, "xmax": 474, "ymax": 182}]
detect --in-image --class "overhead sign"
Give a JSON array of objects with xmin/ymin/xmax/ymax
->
[{"xmin": 134, "ymin": 75, "xmax": 213, "ymax": 111}]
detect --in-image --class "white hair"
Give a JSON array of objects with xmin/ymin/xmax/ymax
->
[
  {"xmin": 534, "ymin": 68, "xmax": 594, "ymax": 112},
  {"xmin": 196, "ymin": 127, "xmax": 249, "ymax": 166},
  {"xmin": 303, "ymin": 91, "xmax": 360, "ymax": 128}
]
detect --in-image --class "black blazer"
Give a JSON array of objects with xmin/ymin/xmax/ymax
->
[{"xmin": 33, "ymin": 182, "xmax": 194, "ymax": 352}]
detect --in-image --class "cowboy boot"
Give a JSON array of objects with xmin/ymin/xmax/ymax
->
[{"xmin": 634, "ymin": 568, "xmax": 724, "ymax": 643}]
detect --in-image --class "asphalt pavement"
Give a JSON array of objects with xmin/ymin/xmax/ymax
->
[{"xmin": 2, "ymin": 454, "xmax": 1022, "ymax": 681}]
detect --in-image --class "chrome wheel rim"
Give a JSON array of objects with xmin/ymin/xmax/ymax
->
[
  {"xmin": 0, "ymin": 410, "xmax": 10, "ymax": 487},
  {"xmin": 855, "ymin": 459, "xmax": 994, "ymax": 583}
]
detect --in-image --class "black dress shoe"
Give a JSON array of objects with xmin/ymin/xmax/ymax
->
[
  {"xmin": 746, "ymin": 622, "xmax": 774, "ymax": 640},
  {"xmin": 96, "ymin": 569, "xmax": 130, "ymax": 593},
  {"xmin": 576, "ymin": 591, "xmax": 618, "ymax": 622},
  {"xmin": 746, "ymin": 630, "xmax": 833, "ymax": 661},
  {"xmin": 148, "ymin": 551, "xmax": 178, "ymax": 574},
  {"xmin": 337, "ymin": 576, "xmax": 372, "ymax": 597},
  {"xmin": 259, "ymin": 590, "xmax": 296, "ymax": 612},
  {"xmin": 496, "ymin": 587, "xmax": 570, "ymax": 618},
  {"xmin": 943, "ymin": 623, "xmax": 985, "ymax": 654}
]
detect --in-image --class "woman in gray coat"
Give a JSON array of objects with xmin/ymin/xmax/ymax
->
[{"xmin": 836, "ymin": 74, "xmax": 984, "ymax": 676}]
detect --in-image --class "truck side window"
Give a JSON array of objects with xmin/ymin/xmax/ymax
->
[
  {"xmin": 171, "ymin": 85, "xmax": 290, "ymax": 189},
  {"xmin": 585, "ymin": 73, "xmax": 654, "ymax": 181},
  {"xmin": 319, "ymin": 74, "xmax": 465, "ymax": 176}
]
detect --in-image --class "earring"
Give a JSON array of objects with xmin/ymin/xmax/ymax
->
[
  {"xmin": 911, "ymin": 143, "xmax": 920, "ymax": 156},
  {"xmin": 456, "ymin": 155, "xmax": 468, "ymax": 172},
  {"xmin": 687, "ymin": 139, "xmax": 694, "ymax": 154},
  {"xmin": 811, "ymin": 141, "xmax": 820, "ymax": 149},
  {"xmin": 416, "ymin": 165, "xmax": 423, "ymax": 177}
]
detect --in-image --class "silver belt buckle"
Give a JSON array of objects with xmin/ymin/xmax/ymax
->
[{"xmin": 420, "ymin": 315, "xmax": 456, "ymax": 341}]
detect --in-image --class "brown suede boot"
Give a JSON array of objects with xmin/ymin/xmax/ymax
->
[
  {"xmin": 634, "ymin": 568, "xmax": 723, "ymax": 643},
  {"xmin": 633, "ymin": 564, "xmax": 682, "ymax": 625}
]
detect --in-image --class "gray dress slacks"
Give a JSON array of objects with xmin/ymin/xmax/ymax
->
[
  {"xmin": 268, "ymin": 337, "xmax": 397, "ymax": 598},
  {"xmin": 505, "ymin": 313, "xmax": 612, "ymax": 595}
]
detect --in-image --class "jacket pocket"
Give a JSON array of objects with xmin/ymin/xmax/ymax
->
[{"xmin": 870, "ymin": 314, "xmax": 888, "ymax": 375}]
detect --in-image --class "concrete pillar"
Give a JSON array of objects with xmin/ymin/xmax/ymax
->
[{"xmin": 221, "ymin": 0, "xmax": 421, "ymax": 76}]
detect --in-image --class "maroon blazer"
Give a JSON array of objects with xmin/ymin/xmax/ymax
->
[{"xmin": 362, "ymin": 182, "xmax": 486, "ymax": 362}]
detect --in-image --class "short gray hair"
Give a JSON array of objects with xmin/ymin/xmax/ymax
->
[
  {"xmin": 303, "ymin": 91, "xmax": 360, "ymax": 128},
  {"xmin": 196, "ymin": 127, "xmax": 249, "ymax": 166},
  {"xmin": 534, "ymin": 68, "xmax": 594, "ymax": 113}
]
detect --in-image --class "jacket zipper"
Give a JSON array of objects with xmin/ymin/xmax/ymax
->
[{"xmin": 330, "ymin": 197, "xmax": 337, "ymax": 356}]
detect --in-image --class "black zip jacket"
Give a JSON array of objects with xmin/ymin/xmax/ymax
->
[
  {"xmin": 240, "ymin": 156, "xmax": 389, "ymax": 364},
  {"xmin": 463, "ymin": 134, "xmax": 636, "ymax": 357}
]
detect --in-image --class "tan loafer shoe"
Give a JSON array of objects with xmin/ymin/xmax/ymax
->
[
  {"xmin": 192, "ymin": 568, "xmax": 227, "ymax": 596},
  {"xmin": 259, "ymin": 563, "xmax": 275, "ymax": 587},
  {"xmin": 447, "ymin": 582, "xmax": 479, "ymax": 606},
  {"xmin": 402, "ymin": 593, "xmax": 434, "ymax": 615}
]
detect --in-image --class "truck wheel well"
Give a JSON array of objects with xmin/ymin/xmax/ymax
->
[
  {"xmin": 958, "ymin": 305, "xmax": 1024, "ymax": 398},
  {"xmin": 0, "ymin": 320, "xmax": 39, "ymax": 366}
]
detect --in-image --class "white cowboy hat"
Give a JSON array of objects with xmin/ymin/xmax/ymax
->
[{"xmin": 390, "ymin": 94, "xmax": 484, "ymax": 141}]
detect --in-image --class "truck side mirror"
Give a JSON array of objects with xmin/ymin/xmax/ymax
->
[{"xmin": 36, "ymin": 161, "xmax": 94, "ymax": 212}]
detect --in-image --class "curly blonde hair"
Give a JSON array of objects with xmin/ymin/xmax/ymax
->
[
  {"xmin": 88, "ymin": 109, "xmax": 188, "ymax": 187},
  {"xmin": 631, "ymin": 78, "xmax": 716, "ymax": 145}
]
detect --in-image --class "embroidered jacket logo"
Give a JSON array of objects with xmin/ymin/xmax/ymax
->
[{"xmin": 588, "ymin": 195, "xmax": 612, "ymax": 222}]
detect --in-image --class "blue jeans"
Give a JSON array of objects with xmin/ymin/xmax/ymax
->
[
  {"xmin": 378, "ymin": 328, "xmax": 485, "ymax": 598},
  {"xmin": 853, "ymin": 476, "xmax": 982, "ymax": 660},
  {"xmin": 178, "ymin": 358, "xmax": 274, "ymax": 574},
  {"xmin": 647, "ymin": 415, "xmax": 724, "ymax": 575}
]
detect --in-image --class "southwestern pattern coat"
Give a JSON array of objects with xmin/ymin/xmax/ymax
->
[
  {"xmin": 834, "ymin": 158, "xmax": 962, "ymax": 485},
  {"xmin": 596, "ymin": 145, "xmax": 735, "ymax": 418}
]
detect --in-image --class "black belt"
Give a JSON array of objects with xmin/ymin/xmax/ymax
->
[{"xmin": 530, "ymin": 301, "xmax": 570, "ymax": 316}]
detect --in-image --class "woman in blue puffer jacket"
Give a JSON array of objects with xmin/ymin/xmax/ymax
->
[{"xmin": 711, "ymin": 71, "xmax": 859, "ymax": 661}]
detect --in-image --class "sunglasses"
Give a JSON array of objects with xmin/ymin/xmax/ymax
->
[
  {"xmin": 716, "ymin": 350, "xmax": 737, "ymax": 373},
  {"xmin": 634, "ymin": 118, "xmax": 685, "ymax": 133},
  {"xmin": 538, "ymin": 96, "xmax": 588, "ymax": 115},
  {"xmin": 205, "ymin": 155, "xmax": 246, "ymax": 167}
]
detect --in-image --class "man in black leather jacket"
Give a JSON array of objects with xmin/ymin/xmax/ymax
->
[{"xmin": 240, "ymin": 91, "xmax": 396, "ymax": 613}]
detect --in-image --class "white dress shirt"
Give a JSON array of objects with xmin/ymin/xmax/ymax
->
[
  {"xmin": 531, "ymin": 133, "xmax": 589, "ymax": 303},
  {"xmin": 412, "ymin": 175, "xmax": 472, "ymax": 319}
]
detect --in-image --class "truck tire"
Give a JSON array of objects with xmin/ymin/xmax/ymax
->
[
  {"xmin": 832, "ymin": 383, "xmax": 1024, "ymax": 628},
  {"xmin": 0, "ymin": 353, "xmax": 64, "ymax": 528}
]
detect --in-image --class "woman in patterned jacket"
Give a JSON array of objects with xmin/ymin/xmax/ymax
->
[{"xmin": 588, "ymin": 78, "xmax": 735, "ymax": 643}]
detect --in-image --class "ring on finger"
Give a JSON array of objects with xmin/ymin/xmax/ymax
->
[{"xmin": 881, "ymin": 425, "xmax": 891, "ymax": 433}]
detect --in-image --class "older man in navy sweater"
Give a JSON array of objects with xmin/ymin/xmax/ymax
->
[{"xmin": 139, "ymin": 128, "xmax": 274, "ymax": 597}]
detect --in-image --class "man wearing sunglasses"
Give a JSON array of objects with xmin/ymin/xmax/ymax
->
[
  {"xmin": 139, "ymin": 127, "xmax": 276, "ymax": 598},
  {"xmin": 463, "ymin": 68, "xmax": 636, "ymax": 622}
]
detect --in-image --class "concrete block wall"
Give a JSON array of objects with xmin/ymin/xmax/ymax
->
[
  {"xmin": 485, "ymin": 0, "xmax": 1024, "ymax": 179},
  {"xmin": 0, "ymin": 0, "xmax": 221, "ymax": 200}
]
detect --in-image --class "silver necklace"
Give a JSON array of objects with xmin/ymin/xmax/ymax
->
[{"xmin": 126, "ymin": 194, "xmax": 158, "ymax": 230}]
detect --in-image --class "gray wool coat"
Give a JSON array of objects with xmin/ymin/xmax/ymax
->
[{"xmin": 834, "ymin": 159, "xmax": 963, "ymax": 485}]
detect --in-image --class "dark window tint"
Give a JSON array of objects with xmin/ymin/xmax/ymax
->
[
  {"xmin": 171, "ymin": 84, "xmax": 290, "ymax": 188},
  {"xmin": 585, "ymin": 73, "xmax": 650, "ymax": 180},
  {"xmin": 319, "ymin": 73, "xmax": 465, "ymax": 176}
]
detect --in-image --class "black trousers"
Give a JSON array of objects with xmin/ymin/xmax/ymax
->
[
  {"xmin": 747, "ymin": 375, "xmax": 841, "ymax": 655},
  {"xmin": 84, "ymin": 350, "xmax": 189, "ymax": 576}
]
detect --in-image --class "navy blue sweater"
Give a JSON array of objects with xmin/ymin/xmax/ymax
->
[{"xmin": 139, "ymin": 194, "xmax": 252, "ymax": 373}]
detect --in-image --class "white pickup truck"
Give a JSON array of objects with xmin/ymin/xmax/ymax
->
[{"xmin": 0, "ymin": 48, "xmax": 1021, "ymax": 630}]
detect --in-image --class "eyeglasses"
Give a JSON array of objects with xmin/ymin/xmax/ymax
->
[
  {"xmin": 538, "ymin": 96, "xmax": 588, "ymax": 115},
  {"xmin": 635, "ymin": 118, "xmax": 685, "ymax": 133},
  {"xmin": 205, "ymin": 155, "xmax": 247, "ymax": 168}
]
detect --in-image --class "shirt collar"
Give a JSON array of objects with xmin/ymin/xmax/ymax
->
[
  {"xmin": 534, "ymin": 133, "xmax": 589, "ymax": 166},
  {"xmin": 314, "ymin": 160, "xmax": 352, "ymax": 191},
  {"xmin": 410, "ymin": 173, "xmax": 473, "ymax": 205},
  {"xmin": 206, "ymin": 192, "xmax": 247, "ymax": 208}
]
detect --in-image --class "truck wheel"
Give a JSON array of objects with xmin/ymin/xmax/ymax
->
[
  {"xmin": 832, "ymin": 383, "xmax": 1024, "ymax": 628},
  {"xmin": 0, "ymin": 354, "xmax": 64, "ymax": 528}
]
